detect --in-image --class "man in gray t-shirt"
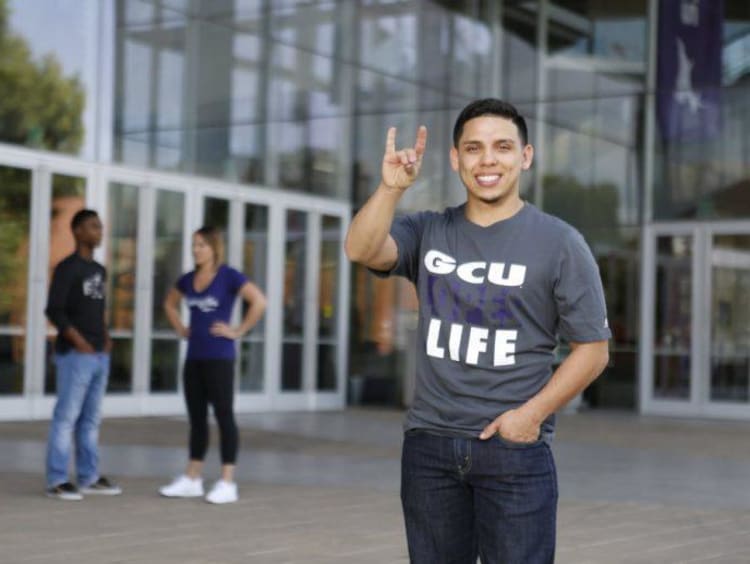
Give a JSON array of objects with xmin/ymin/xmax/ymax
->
[{"xmin": 345, "ymin": 98, "xmax": 610, "ymax": 564}]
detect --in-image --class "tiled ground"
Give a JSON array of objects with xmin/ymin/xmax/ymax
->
[{"xmin": 1, "ymin": 409, "xmax": 749, "ymax": 563}]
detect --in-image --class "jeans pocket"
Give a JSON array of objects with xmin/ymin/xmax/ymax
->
[{"xmin": 494, "ymin": 433, "xmax": 544, "ymax": 449}]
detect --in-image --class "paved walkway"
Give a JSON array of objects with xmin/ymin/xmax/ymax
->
[{"xmin": 1, "ymin": 409, "xmax": 750, "ymax": 563}]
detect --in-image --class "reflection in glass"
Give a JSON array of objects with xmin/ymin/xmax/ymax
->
[
  {"xmin": 0, "ymin": 166, "xmax": 30, "ymax": 395},
  {"xmin": 44, "ymin": 341, "xmax": 56, "ymax": 394},
  {"xmin": 45, "ymin": 174, "xmax": 87, "ymax": 393},
  {"xmin": 240, "ymin": 204, "xmax": 268, "ymax": 392},
  {"xmin": 153, "ymin": 190, "xmax": 184, "ymax": 330},
  {"xmin": 588, "ymin": 228, "xmax": 640, "ymax": 409},
  {"xmin": 109, "ymin": 338, "xmax": 133, "ymax": 393},
  {"xmin": 204, "ymin": 197, "xmax": 229, "ymax": 233},
  {"xmin": 317, "ymin": 215, "xmax": 340, "ymax": 391},
  {"xmin": 653, "ymin": 4, "xmax": 750, "ymax": 221},
  {"xmin": 151, "ymin": 189, "xmax": 184, "ymax": 392},
  {"xmin": 107, "ymin": 182, "xmax": 139, "ymax": 392},
  {"xmin": 240, "ymin": 341, "xmax": 264, "ymax": 392},
  {"xmin": 4, "ymin": 1, "xmax": 89, "ymax": 156},
  {"xmin": 116, "ymin": 0, "xmax": 186, "ymax": 168},
  {"xmin": 317, "ymin": 344, "xmax": 336, "ymax": 391},
  {"xmin": 282, "ymin": 210, "xmax": 306, "ymax": 391},
  {"xmin": 318, "ymin": 216, "xmax": 340, "ymax": 338},
  {"xmin": 503, "ymin": 2, "xmax": 537, "ymax": 102},
  {"xmin": 282, "ymin": 342, "xmax": 302, "ymax": 391},
  {"xmin": 151, "ymin": 339, "xmax": 180, "ymax": 392},
  {"xmin": 49, "ymin": 175, "xmax": 87, "ymax": 274},
  {"xmin": 543, "ymin": 91, "xmax": 643, "ymax": 235},
  {"xmin": 653, "ymin": 235, "xmax": 692, "ymax": 399},
  {"xmin": 0, "ymin": 335, "xmax": 24, "ymax": 395},
  {"xmin": 547, "ymin": 1, "xmax": 647, "ymax": 63},
  {"xmin": 710, "ymin": 234, "xmax": 750, "ymax": 403}
]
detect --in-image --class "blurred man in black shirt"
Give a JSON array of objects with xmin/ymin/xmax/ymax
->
[{"xmin": 44, "ymin": 209, "xmax": 121, "ymax": 500}]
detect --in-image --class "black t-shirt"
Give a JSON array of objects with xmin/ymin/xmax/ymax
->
[{"xmin": 45, "ymin": 252, "xmax": 107, "ymax": 354}]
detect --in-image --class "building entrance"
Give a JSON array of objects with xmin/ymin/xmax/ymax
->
[
  {"xmin": 0, "ymin": 143, "xmax": 350, "ymax": 420},
  {"xmin": 641, "ymin": 222, "xmax": 750, "ymax": 418}
]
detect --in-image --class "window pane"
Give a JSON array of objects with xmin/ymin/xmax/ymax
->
[
  {"xmin": 109, "ymin": 338, "xmax": 134, "ymax": 393},
  {"xmin": 151, "ymin": 189, "xmax": 184, "ymax": 392},
  {"xmin": 548, "ymin": 1, "xmax": 648, "ymax": 63},
  {"xmin": 653, "ymin": 235, "xmax": 692, "ymax": 400},
  {"xmin": 239, "ymin": 203, "xmax": 268, "ymax": 392},
  {"xmin": 203, "ymin": 197, "xmax": 230, "ymax": 232},
  {"xmin": 0, "ymin": 166, "xmax": 31, "ymax": 395},
  {"xmin": 710, "ymin": 234, "xmax": 750, "ymax": 403},
  {"xmin": 239, "ymin": 341, "xmax": 264, "ymax": 392},
  {"xmin": 317, "ymin": 215, "xmax": 340, "ymax": 391},
  {"xmin": 107, "ymin": 182, "xmax": 139, "ymax": 393},
  {"xmin": 153, "ymin": 190, "xmax": 184, "ymax": 330},
  {"xmin": 282, "ymin": 342, "xmax": 303, "ymax": 391},
  {"xmin": 282, "ymin": 210, "xmax": 306, "ymax": 391},
  {"xmin": 317, "ymin": 344, "xmax": 336, "ymax": 391},
  {"xmin": 151, "ymin": 338, "xmax": 180, "ymax": 392},
  {"xmin": 45, "ymin": 174, "xmax": 87, "ymax": 394},
  {"xmin": 3, "ymin": 0, "xmax": 95, "ymax": 157}
]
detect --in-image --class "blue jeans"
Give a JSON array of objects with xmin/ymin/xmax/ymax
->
[
  {"xmin": 401, "ymin": 431, "xmax": 557, "ymax": 564},
  {"xmin": 46, "ymin": 352, "xmax": 110, "ymax": 488}
]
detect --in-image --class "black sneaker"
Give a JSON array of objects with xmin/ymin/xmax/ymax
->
[
  {"xmin": 79, "ymin": 476, "xmax": 122, "ymax": 496},
  {"xmin": 46, "ymin": 482, "xmax": 83, "ymax": 501}
]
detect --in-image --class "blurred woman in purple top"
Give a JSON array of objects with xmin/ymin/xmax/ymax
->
[{"xmin": 159, "ymin": 226, "xmax": 266, "ymax": 504}]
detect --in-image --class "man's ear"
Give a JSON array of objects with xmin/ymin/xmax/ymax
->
[
  {"xmin": 521, "ymin": 144, "xmax": 534, "ymax": 170},
  {"xmin": 450, "ymin": 146, "xmax": 459, "ymax": 172}
]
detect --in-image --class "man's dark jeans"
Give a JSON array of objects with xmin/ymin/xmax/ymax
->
[{"xmin": 401, "ymin": 430, "xmax": 557, "ymax": 564}]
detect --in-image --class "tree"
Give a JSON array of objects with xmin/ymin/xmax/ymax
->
[
  {"xmin": 0, "ymin": 0, "xmax": 85, "ymax": 152},
  {"xmin": 0, "ymin": 0, "xmax": 85, "ymax": 389}
]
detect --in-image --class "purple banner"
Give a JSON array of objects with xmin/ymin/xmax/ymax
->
[{"xmin": 657, "ymin": 0, "xmax": 723, "ymax": 142}]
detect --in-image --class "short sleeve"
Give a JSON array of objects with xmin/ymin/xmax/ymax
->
[
  {"xmin": 226, "ymin": 266, "xmax": 249, "ymax": 294},
  {"xmin": 553, "ymin": 230, "xmax": 612, "ymax": 343},
  {"xmin": 368, "ymin": 211, "xmax": 429, "ymax": 283},
  {"xmin": 175, "ymin": 272, "xmax": 191, "ymax": 294}
]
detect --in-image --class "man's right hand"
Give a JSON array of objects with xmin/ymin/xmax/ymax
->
[
  {"xmin": 63, "ymin": 326, "xmax": 96, "ymax": 353},
  {"xmin": 75, "ymin": 341, "xmax": 96, "ymax": 354},
  {"xmin": 381, "ymin": 125, "xmax": 427, "ymax": 191}
]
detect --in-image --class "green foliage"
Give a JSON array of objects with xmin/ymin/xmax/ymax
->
[
  {"xmin": 0, "ymin": 0, "xmax": 86, "ymax": 324},
  {"xmin": 0, "ymin": 167, "xmax": 31, "ymax": 319},
  {"xmin": 0, "ymin": 0, "xmax": 85, "ymax": 153}
]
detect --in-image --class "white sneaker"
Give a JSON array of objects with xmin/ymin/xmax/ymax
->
[
  {"xmin": 205, "ymin": 480, "xmax": 238, "ymax": 504},
  {"xmin": 159, "ymin": 475, "xmax": 204, "ymax": 498}
]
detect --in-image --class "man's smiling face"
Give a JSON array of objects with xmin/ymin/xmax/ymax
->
[{"xmin": 450, "ymin": 115, "xmax": 533, "ymax": 206}]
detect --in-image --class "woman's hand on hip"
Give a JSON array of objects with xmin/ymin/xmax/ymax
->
[{"xmin": 210, "ymin": 322, "xmax": 240, "ymax": 340}]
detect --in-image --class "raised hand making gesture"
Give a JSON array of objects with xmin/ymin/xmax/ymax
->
[{"xmin": 381, "ymin": 125, "xmax": 427, "ymax": 191}]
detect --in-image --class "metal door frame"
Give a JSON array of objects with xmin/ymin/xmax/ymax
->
[
  {"xmin": 641, "ymin": 221, "xmax": 750, "ymax": 419},
  {"xmin": 0, "ymin": 142, "xmax": 350, "ymax": 420}
]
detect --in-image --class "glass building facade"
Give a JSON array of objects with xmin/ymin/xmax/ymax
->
[{"xmin": 0, "ymin": 0, "xmax": 749, "ymax": 420}]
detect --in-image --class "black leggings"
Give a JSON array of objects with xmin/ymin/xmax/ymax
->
[{"xmin": 183, "ymin": 359, "xmax": 238, "ymax": 464}]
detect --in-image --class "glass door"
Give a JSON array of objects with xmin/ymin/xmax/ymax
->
[
  {"xmin": 652, "ymin": 233, "xmax": 694, "ymax": 401},
  {"xmin": 150, "ymin": 188, "xmax": 185, "ymax": 393},
  {"xmin": 643, "ymin": 222, "xmax": 750, "ymax": 418},
  {"xmin": 239, "ymin": 202, "xmax": 268, "ymax": 392},
  {"xmin": 642, "ymin": 224, "xmax": 701, "ymax": 415},
  {"xmin": 0, "ymin": 165, "xmax": 32, "ymax": 397},
  {"xmin": 44, "ymin": 173, "xmax": 88, "ymax": 394},
  {"xmin": 708, "ymin": 230, "xmax": 750, "ymax": 410},
  {"xmin": 281, "ymin": 210, "xmax": 308, "ymax": 392}
]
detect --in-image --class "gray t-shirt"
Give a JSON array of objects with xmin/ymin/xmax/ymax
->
[{"xmin": 374, "ymin": 202, "xmax": 611, "ymax": 438}]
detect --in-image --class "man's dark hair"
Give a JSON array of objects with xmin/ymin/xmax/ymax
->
[
  {"xmin": 71, "ymin": 209, "xmax": 99, "ymax": 231},
  {"xmin": 452, "ymin": 98, "xmax": 528, "ymax": 147}
]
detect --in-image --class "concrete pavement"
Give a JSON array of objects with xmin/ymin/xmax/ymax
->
[{"xmin": 1, "ymin": 408, "xmax": 750, "ymax": 563}]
